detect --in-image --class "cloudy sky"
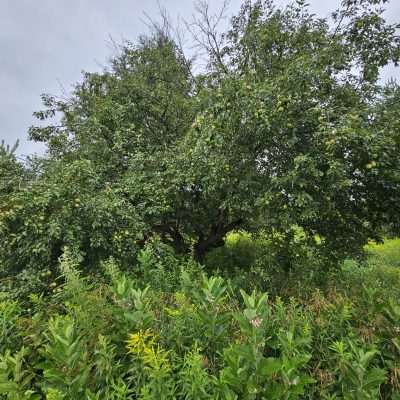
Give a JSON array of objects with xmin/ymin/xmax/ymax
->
[{"xmin": 1, "ymin": 0, "xmax": 399, "ymax": 156}]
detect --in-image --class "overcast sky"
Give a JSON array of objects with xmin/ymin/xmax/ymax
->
[{"xmin": 1, "ymin": 0, "xmax": 399, "ymax": 156}]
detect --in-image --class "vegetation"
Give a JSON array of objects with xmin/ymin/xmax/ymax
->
[
  {"xmin": 366, "ymin": 238, "xmax": 400, "ymax": 269},
  {"xmin": 0, "ymin": 242, "xmax": 400, "ymax": 399},
  {"xmin": 0, "ymin": 0, "xmax": 400, "ymax": 397}
]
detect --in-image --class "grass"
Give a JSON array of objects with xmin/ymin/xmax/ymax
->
[{"xmin": 365, "ymin": 237, "xmax": 400, "ymax": 268}]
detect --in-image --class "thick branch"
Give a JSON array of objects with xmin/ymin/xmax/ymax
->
[{"xmin": 194, "ymin": 217, "xmax": 243, "ymax": 262}]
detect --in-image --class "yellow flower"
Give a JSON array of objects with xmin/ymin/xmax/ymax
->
[
  {"xmin": 126, "ymin": 329, "xmax": 156, "ymax": 356},
  {"xmin": 143, "ymin": 345, "xmax": 171, "ymax": 372},
  {"xmin": 126, "ymin": 330, "xmax": 171, "ymax": 373}
]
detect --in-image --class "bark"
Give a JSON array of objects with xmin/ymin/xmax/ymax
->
[
  {"xmin": 150, "ymin": 224, "xmax": 190, "ymax": 255},
  {"xmin": 193, "ymin": 218, "xmax": 243, "ymax": 263}
]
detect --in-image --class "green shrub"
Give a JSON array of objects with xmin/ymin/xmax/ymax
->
[
  {"xmin": 0, "ymin": 241, "xmax": 399, "ymax": 399},
  {"xmin": 205, "ymin": 231, "xmax": 263, "ymax": 271}
]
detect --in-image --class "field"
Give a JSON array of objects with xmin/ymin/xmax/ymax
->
[{"xmin": 1, "ymin": 237, "xmax": 399, "ymax": 399}]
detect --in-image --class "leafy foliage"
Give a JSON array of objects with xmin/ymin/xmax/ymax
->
[
  {"xmin": 1, "ymin": 0, "xmax": 399, "ymax": 277},
  {"xmin": 0, "ymin": 243, "xmax": 399, "ymax": 399},
  {"xmin": 0, "ymin": 0, "xmax": 400, "ymax": 397}
]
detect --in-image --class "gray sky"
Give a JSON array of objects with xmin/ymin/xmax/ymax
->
[{"xmin": 1, "ymin": 0, "xmax": 399, "ymax": 156}]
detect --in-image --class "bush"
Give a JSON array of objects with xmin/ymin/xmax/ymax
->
[{"xmin": 0, "ymin": 243, "xmax": 399, "ymax": 399}]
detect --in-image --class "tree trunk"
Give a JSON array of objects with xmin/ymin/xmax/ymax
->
[
  {"xmin": 193, "ymin": 218, "xmax": 243, "ymax": 263},
  {"xmin": 194, "ymin": 235, "xmax": 225, "ymax": 263}
]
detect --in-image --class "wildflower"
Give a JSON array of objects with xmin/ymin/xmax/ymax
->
[
  {"xmin": 143, "ymin": 345, "xmax": 171, "ymax": 372},
  {"xmin": 126, "ymin": 329, "xmax": 156, "ymax": 356},
  {"xmin": 251, "ymin": 317, "xmax": 263, "ymax": 328}
]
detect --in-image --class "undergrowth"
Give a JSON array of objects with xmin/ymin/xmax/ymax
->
[{"xmin": 0, "ymin": 239, "xmax": 399, "ymax": 399}]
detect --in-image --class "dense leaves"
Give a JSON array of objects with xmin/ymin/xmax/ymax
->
[
  {"xmin": 0, "ymin": 243, "xmax": 399, "ymax": 398},
  {"xmin": 0, "ymin": 2, "xmax": 399, "ymax": 397},
  {"xmin": 1, "ymin": 0, "xmax": 399, "ymax": 276}
]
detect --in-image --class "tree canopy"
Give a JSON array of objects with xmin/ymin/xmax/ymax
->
[{"xmin": 1, "ymin": 0, "xmax": 399, "ymax": 276}]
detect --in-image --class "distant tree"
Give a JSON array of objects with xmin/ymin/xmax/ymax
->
[
  {"xmin": 0, "ymin": 140, "xmax": 23, "ymax": 196},
  {"xmin": 1, "ymin": 0, "xmax": 399, "ymax": 274}
]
